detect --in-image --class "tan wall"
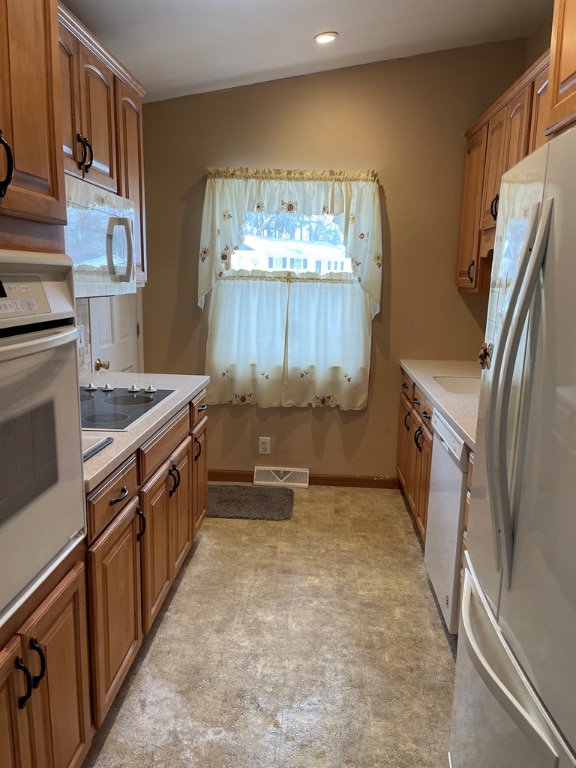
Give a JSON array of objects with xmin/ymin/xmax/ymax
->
[
  {"xmin": 142, "ymin": 39, "xmax": 529, "ymax": 480},
  {"xmin": 525, "ymin": 14, "xmax": 553, "ymax": 67}
]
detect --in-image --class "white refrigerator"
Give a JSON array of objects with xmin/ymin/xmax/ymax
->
[{"xmin": 448, "ymin": 125, "xmax": 576, "ymax": 767}]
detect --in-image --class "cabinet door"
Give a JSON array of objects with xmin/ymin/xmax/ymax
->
[
  {"xmin": 58, "ymin": 25, "xmax": 83, "ymax": 180},
  {"xmin": 396, "ymin": 393, "xmax": 412, "ymax": 490},
  {"xmin": 0, "ymin": 0, "xmax": 65, "ymax": 223},
  {"xmin": 456, "ymin": 125, "xmax": 487, "ymax": 290},
  {"xmin": 18, "ymin": 563, "xmax": 92, "ymax": 768},
  {"xmin": 547, "ymin": 0, "xmax": 576, "ymax": 135},
  {"xmin": 406, "ymin": 410, "xmax": 421, "ymax": 516},
  {"xmin": 78, "ymin": 46, "xmax": 118, "ymax": 192},
  {"xmin": 505, "ymin": 84, "xmax": 531, "ymax": 170},
  {"xmin": 480, "ymin": 105, "xmax": 507, "ymax": 230},
  {"xmin": 415, "ymin": 424, "xmax": 433, "ymax": 542},
  {"xmin": 116, "ymin": 80, "xmax": 147, "ymax": 283},
  {"xmin": 0, "ymin": 637, "xmax": 31, "ymax": 768},
  {"xmin": 170, "ymin": 438, "xmax": 193, "ymax": 578},
  {"xmin": 529, "ymin": 67, "xmax": 550, "ymax": 152},
  {"xmin": 140, "ymin": 465, "xmax": 172, "ymax": 635},
  {"xmin": 88, "ymin": 498, "xmax": 142, "ymax": 728},
  {"xmin": 192, "ymin": 417, "xmax": 208, "ymax": 536}
]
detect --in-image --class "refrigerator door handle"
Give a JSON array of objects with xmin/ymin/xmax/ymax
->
[
  {"xmin": 485, "ymin": 202, "xmax": 541, "ymax": 574},
  {"xmin": 461, "ymin": 571, "xmax": 560, "ymax": 764},
  {"xmin": 494, "ymin": 197, "xmax": 554, "ymax": 590}
]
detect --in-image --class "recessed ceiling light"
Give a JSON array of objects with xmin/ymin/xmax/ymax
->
[{"xmin": 314, "ymin": 31, "xmax": 339, "ymax": 45}]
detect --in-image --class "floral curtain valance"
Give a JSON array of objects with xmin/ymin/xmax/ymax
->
[{"xmin": 198, "ymin": 167, "xmax": 383, "ymax": 317}]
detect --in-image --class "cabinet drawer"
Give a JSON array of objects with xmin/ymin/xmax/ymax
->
[
  {"xmin": 191, "ymin": 389, "xmax": 208, "ymax": 426},
  {"xmin": 139, "ymin": 406, "xmax": 191, "ymax": 481},
  {"xmin": 413, "ymin": 385, "xmax": 434, "ymax": 427},
  {"xmin": 87, "ymin": 455, "xmax": 139, "ymax": 543},
  {"xmin": 400, "ymin": 371, "xmax": 414, "ymax": 400}
]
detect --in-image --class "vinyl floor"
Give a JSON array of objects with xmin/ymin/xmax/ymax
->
[{"xmin": 84, "ymin": 485, "xmax": 456, "ymax": 768}]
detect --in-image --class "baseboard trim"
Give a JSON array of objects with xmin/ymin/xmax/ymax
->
[{"xmin": 208, "ymin": 469, "xmax": 399, "ymax": 489}]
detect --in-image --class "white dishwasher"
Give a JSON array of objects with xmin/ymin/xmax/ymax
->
[{"xmin": 424, "ymin": 410, "xmax": 469, "ymax": 634}]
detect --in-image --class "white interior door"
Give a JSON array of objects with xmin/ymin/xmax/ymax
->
[{"xmin": 89, "ymin": 292, "xmax": 141, "ymax": 373}]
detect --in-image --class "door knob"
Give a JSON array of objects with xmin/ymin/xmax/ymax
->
[{"xmin": 94, "ymin": 358, "xmax": 110, "ymax": 371}]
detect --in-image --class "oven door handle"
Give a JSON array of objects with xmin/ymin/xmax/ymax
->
[{"xmin": 0, "ymin": 327, "xmax": 78, "ymax": 363}]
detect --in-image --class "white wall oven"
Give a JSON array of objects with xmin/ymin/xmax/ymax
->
[{"xmin": 0, "ymin": 250, "xmax": 85, "ymax": 627}]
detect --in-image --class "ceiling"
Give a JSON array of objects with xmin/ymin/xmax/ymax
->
[{"xmin": 63, "ymin": 0, "xmax": 554, "ymax": 103}]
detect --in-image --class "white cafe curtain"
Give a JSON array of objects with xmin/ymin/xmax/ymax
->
[{"xmin": 198, "ymin": 168, "xmax": 383, "ymax": 409}]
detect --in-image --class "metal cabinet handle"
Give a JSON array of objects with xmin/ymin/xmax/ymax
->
[
  {"xmin": 136, "ymin": 507, "xmax": 146, "ymax": 541},
  {"xmin": 109, "ymin": 486, "xmax": 128, "ymax": 505},
  {"xmin": 402, "ymin": 382, "xmax": 408, "ymax": 390},
  {"xmin": 77, "ymin": 134, "xmax": 87, "ymax": 170},
  {"xmin": 422, "ymin": 410, "xmax": 431, "ymax": 420},
  {"xmin": 194, "ymin": 436, "xmax": 202, "ymax": 461},
  {"xmin": 29, "ymin": 638, "xmax": 46, "ymax": 689},
  {"xmin": 490, "ymin": 193, "xmax": 499, "ymax": 221},
  {"xmin": 15, "ymin": 657, "xmax": 33, "ymax": 709},
  {"xmin": 198, "ymin": 404, "xmax": 208, "ymax": 412},
  {"xmin": 168, "ymin": 466, "xmax": 180, "ymax": 497},
  {"xmin": 0, "ymin": 129, "xmax": 14, "ymax": 198},
  {"xmin": 412, "ymin": 397, "xmax": 420, "ymax": 406},
  {"xmin": 413, "ymin": 427, "xmax": 423, "ymax": 451},
  {"xmin": 403, "ymin": 411, "xmax": 410, "ymax": 431},
  {"xmin": 467, "ymin": 260, "xmax": 475, "ymax": 283},
  {"xmin": 84, "ymin": 139, "xmax": 94, "ymax": 172}
]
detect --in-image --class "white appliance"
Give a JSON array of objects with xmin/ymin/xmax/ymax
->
[
  {"xmin": 0, "ymin": 250, "xmax": 86, "ymax": 628},
  {"xmin": 64, "ymin": 175, "xmax": 136, "ymax": 298},
  {"xmin": 448, "ymin": 126, "xmax": 576, "ymax": 766},
  {"xmin": 425, "ymin": 410, "xmax": 468, "ymax": 634}
]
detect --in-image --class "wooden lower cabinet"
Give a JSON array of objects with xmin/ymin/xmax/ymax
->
[
  {"xmin": 415, "ymin": 420, "xmax": 433, "ymax": 540},
  {"xmin": 0, "ymin": 563, "xmax": 92, "ymax": 768},
  {"xmin": 396, "ymin": 376, "xmax": 433, "ymax": 542},
  {"xmin": 192, "ymin": 417, "xmax": 208, "ymax": 535},
  {"xmin": 88, "ymin": 497, "xmax": 142, "ymax": 728},
  {"xmin": 1, "ymin": 636, "xmax": 33, "ymax": 768},
  {"xmin": 396, "ymin": 394, "xmax": 412, "ymax": 493},
  {"xmin": 139, "ymin": 436, "xmax": 193, "ymax": 634}
]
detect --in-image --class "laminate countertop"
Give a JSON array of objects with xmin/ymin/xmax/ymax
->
[
  {"xmin": 80, "ymin": 372, "xmax": 210, "ymax": 493},
  {"xmin": 399, "ymin": 359, "xmax": 481, "ymax": 450}
]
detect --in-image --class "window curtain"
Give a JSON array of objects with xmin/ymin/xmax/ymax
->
[{"xmin": 199, "ymin": 168, "xmax": 383, "ymax": 409}]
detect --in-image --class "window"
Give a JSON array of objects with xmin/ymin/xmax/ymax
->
[{"xmin": 198, "ymin": 168, "xmax": 383, "ymax": 409}]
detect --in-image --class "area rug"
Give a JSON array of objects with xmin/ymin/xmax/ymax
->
[{"xmin": 207, "ymin": 484, "xmax": 294, "ymax": 520}]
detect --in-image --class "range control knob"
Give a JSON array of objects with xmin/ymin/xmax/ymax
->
[
  {"xmin": 102, "ymin": 383, "xmax": 115, "ymax": 392},
  {"xmin": 85, "ymin": 382, "xmax": 98, "ymax": 391},
  {"xmin": 128, "ymin": 384, "xmax": 140, "ymax": 393},
  {"xmin": 144, "ymin": 385, "xmax": 157, "ymax": 393}
]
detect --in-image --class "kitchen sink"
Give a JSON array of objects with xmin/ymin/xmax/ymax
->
[{"xmin": 433, "ymin": 375, "xmax": 481, "ymax": 395}]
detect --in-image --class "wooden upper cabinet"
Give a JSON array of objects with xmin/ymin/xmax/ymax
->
[
  {"xmin": 456, "ymin": 125, "xmax": 487, "ymax": 290},
  {"xmin": 530, "ymin": 67, "xmax": 551, "ymax": 152},
  {"xmin": 505, "ymin": 84, "xmax": 531, "ymax": 169},
  {"xmin": 58, "ymin": 18, "xmax": 118, "ymax": 193},
  {"xmin": 547, "ymin": 0, "xmax": 576, "ymax": 135},
  {"xmin": 78, "ymin": 46, "xmax": 117, "ymax": 191},
  {"xmin": 480, "ymin": 105, "xmax": 508, "ymax": 230},
  {"xmin": 0, "ymin": 0, "xmax": 65, "ymax": 224},
  {"xmin": 116, "ymin": 81, "xmax": 147, "ymax": 283},
  {"xmin": 456, "ymin": 51, "xmax": 550, "ymax": 292},
  {"xmin": 58, "ymin": 25, "xmax": 82, "ymax": 179}
]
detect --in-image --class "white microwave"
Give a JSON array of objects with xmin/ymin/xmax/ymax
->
[{"xmin": 64, "ymin": 176, "xmax": 136, "ymax": 298}]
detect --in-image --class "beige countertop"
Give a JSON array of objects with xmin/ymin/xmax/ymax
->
[
  {"xmin": 80, "ymin": 372, "xmax": 210, "ymax": 493},
  {"xmin": 399, "ymin": 359, "xmax": 481, "ymax": 449}
]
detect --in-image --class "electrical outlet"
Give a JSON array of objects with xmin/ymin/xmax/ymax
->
[{"xmin": 258, "ymin": 436, "xmax": 271, "ymax": 455}]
